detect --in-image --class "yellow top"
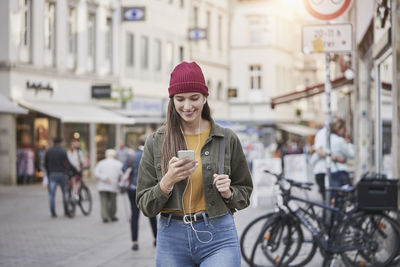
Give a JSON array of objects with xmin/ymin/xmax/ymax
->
[{"xmin": 182, "ymin": 125, "xmax": 210, "ymax": 214}]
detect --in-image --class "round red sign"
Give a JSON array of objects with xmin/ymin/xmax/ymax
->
[{"xmin": 303, "ymin": 0, "xmax": 352, "ymax": 20}]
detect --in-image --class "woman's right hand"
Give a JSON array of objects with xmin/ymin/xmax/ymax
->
[{"xmin": 161, "ymin": 157, "xmax": 198, "ymax": 190}]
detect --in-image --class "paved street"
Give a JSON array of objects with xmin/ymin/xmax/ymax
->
[{"xmin": 0, "ymin": 181, "xmax": 324, "ymax": 267}]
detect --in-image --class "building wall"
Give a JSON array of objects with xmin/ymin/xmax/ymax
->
[
  {"xmin": 0, "ymin": 114, "xmax": 16, "ymax": 185},
  {"xmin": 189, "ymin": 0, "xmax": 230, "ymax": 119},
  {"xmin": 229, "ymin": 0, "xmax": 303, "ymax": 124}
]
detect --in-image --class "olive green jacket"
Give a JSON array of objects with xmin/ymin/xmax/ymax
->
[{"xmin": 136, "ymin": 119, "xmax": 253, "ymax": 218}]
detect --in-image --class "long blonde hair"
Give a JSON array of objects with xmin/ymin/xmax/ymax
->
[{"xmin": 161, "ymin": 98, "xmax": 211, "ymax": 175}]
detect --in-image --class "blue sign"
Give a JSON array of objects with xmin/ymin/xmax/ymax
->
[
  {"xmin": 122, "ymin": 7, "xmax": 145, "ymax": 21},
  {"xmin": 188, "ymin": 28, "xmax": 207, "ymax": 41}
]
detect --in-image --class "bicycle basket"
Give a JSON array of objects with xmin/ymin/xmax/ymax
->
[{"xmin": 356, "ymin": 177, "xmax": 399, "ymax": 211}]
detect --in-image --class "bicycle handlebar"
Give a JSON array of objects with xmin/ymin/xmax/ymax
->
[{"xmin": 264, "ymin": 170, "xmax": 313, "ymax": 191}]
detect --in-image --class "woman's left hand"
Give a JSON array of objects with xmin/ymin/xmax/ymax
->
[{"xmin": 213, "ymin": 174, "xmax": 232, "ymax": 199}]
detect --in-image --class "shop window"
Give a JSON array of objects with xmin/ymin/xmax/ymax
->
[{"xmin": 96, "ymin": 124, "xmax": 115, "ymax": 162}]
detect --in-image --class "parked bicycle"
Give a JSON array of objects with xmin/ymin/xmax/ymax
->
[
  {"xmin": 65, "ymin": 172, "xmax": 92, "ymax": 217},
  {"xmin": 241, "ymin": 170, "xmax": 400, "ymax": 267}
]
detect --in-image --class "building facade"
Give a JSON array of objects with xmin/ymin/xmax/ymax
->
[
  {"xmin": 0, "ymin": 0, "xmax": 133, "ymax": 185},
  {"xmin": 117, "ymin": 0, "xmax": 231, "ymax": 147}
]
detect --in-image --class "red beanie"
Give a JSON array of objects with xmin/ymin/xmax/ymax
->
[{"xmin": 168, "ymin": 62, "xmax": 209, "ymax": 98}]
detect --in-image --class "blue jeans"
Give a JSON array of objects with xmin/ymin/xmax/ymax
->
[
  {"xmin": 48, "ymin": 172, "xmax": 67, "ymax": 216},
  {"xmin": 156, "ymin": 213, "xmax": 241, "ymax": 267}
]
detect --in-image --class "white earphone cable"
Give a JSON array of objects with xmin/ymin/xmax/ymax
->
[{"xmin": 181, "ymin": 117, "xmax": 213, "ymax": 243}]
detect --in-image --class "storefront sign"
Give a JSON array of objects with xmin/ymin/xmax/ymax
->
[
  {"xmin": 91, "ymin": 85, "xmax": 111, "ymax": 99},
  {"xmin": 122, "ymin": 7, "xmax": 145, "ymax": 21},
  {"xmin": 26, "ymin": 81, "xmax": 54, "ymax": 95},
  {"xmin": 126, "ymin": 97, "xmax": 163, "ymax": 117},
  {"xmin": 302, "ymin": 23, "xmax": 353, "ymax": 53}
]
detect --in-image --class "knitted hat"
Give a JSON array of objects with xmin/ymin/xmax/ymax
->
[{"xmin": 168, "ymin": 62, "xmax": 209, "ymax": 98}]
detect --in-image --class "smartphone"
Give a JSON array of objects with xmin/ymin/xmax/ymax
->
[{"xmin": 178, "ymin": 150, "xmax": 195, "ymax": 161}]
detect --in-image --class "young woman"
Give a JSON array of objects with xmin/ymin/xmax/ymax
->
[{"xmin": 136, "ymin": 61, "xmax": 253, "ymax": 266}]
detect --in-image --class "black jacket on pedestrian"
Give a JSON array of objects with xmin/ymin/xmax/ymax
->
[{"xmin": 45, "ymin": 145, "xmax": 77, "ymax": 176}]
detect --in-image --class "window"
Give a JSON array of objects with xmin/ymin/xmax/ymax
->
[
  {"xmin": 68, "ymin": 7, "xmax": 77, "ymax": 54},
  {"xmin": 218, "ymin": 15, "xmax": 222, "ymax": 51},
  {"xmin": 217, "ymin": 81, "xmax": 223, "ymax": 100},
  {"xmin": 21, "ymin": 0, "xmax": 31, "ymax": 47},
  {"xmin": 154, "ymin": 39, "xmax": 161, "ymax": 71},
  {"xmin": 105, "ymin": 17, "xmax": 113, "ymax": 62},
  {"xmin": 249, "ymin": 20, "xmax": 262, "ymax": 44},
  {"xmin": 126, "ymin": 33, "xmax": 134, "ymax": 67},
  {"xmin": 206, "ymin": 11, "xmax": 211, "ymax": 47},
  {"xmin": 44, "ymin": 2, "xmax": 55, "ymax": 50},
  {"xmin": 193, "ymin": 7, "xmax": 198, "ymax": 27},
  {"xmin": 18, "ymin": 0, "xmax": 32, "ymax": 63},
  {"xmin": 249, "ymin": 65, "xmax": 262, "ymax": 90},
  {"xmin": 166, "ymin": 42, "xmax": 174, "ymax": 72},
  {"xmin": 140, "ymin": 36, "xmax": 149, "ymax": 69},
  {"xmin": 44, "ymin": 1, "xmax": 56, "ymax": 67},
  {"xmin": 179, "ymin": 46, "xmax": 184, "ymax": 62},
  {"xmin": 87, "ymin": 13, "xmax": 96, "ymax": 71},
  {"xmin": 67, "ymin": 6, "xmax": 77, "ymax": 70}
]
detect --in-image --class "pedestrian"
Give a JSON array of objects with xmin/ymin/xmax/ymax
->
[
  {"xmin": 329, "ymin": 117, "xmax": 354, "ymax": 188},
  {"xmin": 94, "ymin": 149, "xmax": 122, "ymax": 223},
  {"xmin": 44, "ymin": 137, "xmax": 77, "ymax": 218},
  {"xmin": 136, "ymin": 61, "xmax": 253, "ymax": 267},
  {"xmin": 116, "ymin": 140, "xmax": 130, "ymax": 164},
  {"xmin": 67, "ymin": 139, "xmax": 84, "ymax": 175},
  {"xmin": 311, "ymin": 117, "xmax": 352, "ymax": 200},
  {"xmin": 122, "ymin": 135, "xmax": 157, "ymax": 251},
  {"xmin": 311, "ymin": 125, "xmax": 328, "ymax": 199}
]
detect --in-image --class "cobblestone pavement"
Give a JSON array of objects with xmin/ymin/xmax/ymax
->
[{"xmin": 0, "ymin": 181, "xmax": 325, "ymax": 267}]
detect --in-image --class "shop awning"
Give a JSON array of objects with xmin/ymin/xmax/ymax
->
[
  {"xmin": 0, "ymin": 95, "xmax": 28, "ymax": 114},
  {"xmin": 277, "ymin": 123, "xmax": 318, "ymax": 136},
  {"xmin": 271, "ymin": 76, "xmax": 353, "ymax": 108},
  {"xmin": 18, "ymin": 100, "xmax": 135, "ymax": 125}
]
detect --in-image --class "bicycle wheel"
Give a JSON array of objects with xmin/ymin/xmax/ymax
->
[
  {"xmin": 250, "ymin": 214, "xmax": 303, "ymax": 267},
  {"xmin": 64, "ymin": 185, "xmax": 76, "ymax": 218},
  {"xmin": 78, "ymin": 183, "xmax": 92, "ymax": 215},
  {"xmin": 240, "ymin": 212, "xmax": 277, "ymax": 266},
  {"xmin": 339, "ymin": 212, "xmax": 400, "ymax": 267}
]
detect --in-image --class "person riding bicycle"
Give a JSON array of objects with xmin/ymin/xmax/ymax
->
[
  {"xmin": 67, "ymin": 139, "xmax": 85, "ymax": 199},
  {"xmin": 44, "ymin": 137, "xmax": 78, "ymax": 218}
]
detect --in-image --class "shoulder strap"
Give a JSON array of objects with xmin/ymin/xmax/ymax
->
[
  {"xmin": 218, "ymin": 128, "xmax": 226, "ymax": 174},
  {"xmin": 146, "ymin": 133, "xmax": 155, "ymax": 156}
]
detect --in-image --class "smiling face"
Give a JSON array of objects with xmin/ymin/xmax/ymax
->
[{"xmin": 173, "ymin": 92, "xmax": 206, "ymax": 124}]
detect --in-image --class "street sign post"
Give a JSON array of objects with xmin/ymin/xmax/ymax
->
[
  {"xmin": 302, "ymin": 0, "xmax": 353, "ymax": 220},
  {"xmin": 302, "ymin": 23, "xmax": 353, "ymax": 53}
]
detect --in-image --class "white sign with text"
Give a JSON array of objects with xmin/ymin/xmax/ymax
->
[{"xmin": 303, "ymin": 23, "xmax": 353, "ymax": 53}]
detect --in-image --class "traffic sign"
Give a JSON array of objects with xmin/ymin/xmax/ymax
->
[
  {"xmin": 302, "ymin": 23, "xmax": 353, "ymax": 53},
  {"xmin": 303, "ymin": 0, "xmax": 352, "ymax": 20},
  {"xmin": 188, "ymin": 28, "xmax": 207, "ymax": 41},
  {"xmin": 122, "ymin": 7, "xmax": 145, "ymax": 21}
]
